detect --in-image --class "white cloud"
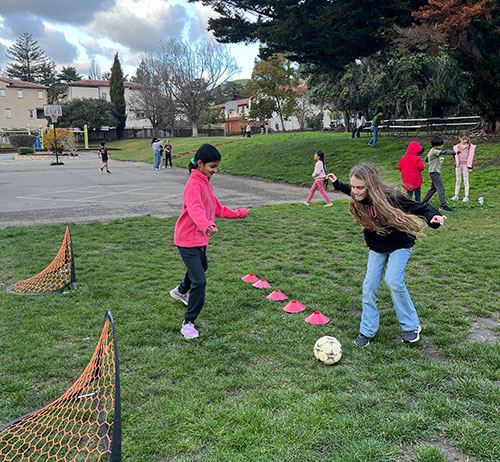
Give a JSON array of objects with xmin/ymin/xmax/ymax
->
[{"xmin": 89, "ymin": 0, "xmax": 190, "ymax": 52}]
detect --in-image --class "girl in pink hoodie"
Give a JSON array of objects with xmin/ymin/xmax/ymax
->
[
  {"xmin": 451, "ymin": 132, "xmax": 476, "ymax": 202},
  {"xmin": 303, "ymin": 151, "xmax": 333, "ymax": 207},
  {"xmin": 170, "ymin": 144, "xmax": 248, "ymax": 339}
]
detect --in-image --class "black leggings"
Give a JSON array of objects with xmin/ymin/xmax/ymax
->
[{"xmin": 177, "ymin": 246, "xmax": 208, "ymax": 323}]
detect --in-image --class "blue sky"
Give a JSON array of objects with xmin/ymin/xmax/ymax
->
[{"xmin": 0, "ymin": 0, "xmax": 259, "ymax": 80}]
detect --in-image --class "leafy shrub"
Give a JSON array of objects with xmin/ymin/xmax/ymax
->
[
  {"xmin": 7, "ymin": 134, "xmax": 37, "ymax": 149},
  {"xmin": 305, "ymin": 113, "xmax": 324, "ymax": 130},
  {"xmin": 18, "ymin": 147, "xmax": 35, "ymax": 155},
  {"xmin": 43, "ymin": 128, "xmax": 75, "ymax": 151}
]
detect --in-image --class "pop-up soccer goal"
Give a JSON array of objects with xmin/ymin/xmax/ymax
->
[
  {"xmin": 0, "ymin": 311, "xmax": 121, "ymax": 462},
  {"xmin": 7, "ymin": 223, "xmax": 77, "ymax": 294}
]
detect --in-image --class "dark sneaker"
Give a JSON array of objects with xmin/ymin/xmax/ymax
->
[
  {"xmin": 354, "ymin": 333, "xmax": 372, "ymax": 347},
  {"xmin": 440, "ymin": 206, "xmax": 453, "ymax": 211},
  {"xmin": 402, "ymin": 325, "xmax": 422, "ymax": 343}
]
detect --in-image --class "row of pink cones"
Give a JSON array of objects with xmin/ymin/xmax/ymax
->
[{"xmin": 241, "ymin": 273, "xmax": 330, "ymax": 324}]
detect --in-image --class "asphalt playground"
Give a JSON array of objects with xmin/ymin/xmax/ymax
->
[{"xmin": 0, "ymin": 151, "xmax": 344, "ymax": 229}]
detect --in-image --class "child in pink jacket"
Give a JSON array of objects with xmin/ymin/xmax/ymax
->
[
  {"xmin": 170, "ymin": 144, "xmax": 248, "ymax": 339},
  {"xmin": 451, "ymin": 132, "xmax": 476, "ymax": 202},
  {"xmin": 303, "ymin": 150, "xmax": 333, "ymax": 207}
]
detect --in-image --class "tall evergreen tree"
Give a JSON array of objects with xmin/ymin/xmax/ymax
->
[
  {"xmin": 5, "ymin": 32, "xmax": 49, "ymax": 83},
  {"xmin": 109, "ymin": 52, "xmax": 126, "ymax": 138},
  {"xmin": 57, "ymin": 66, "xmax": 83, "ymax": 83}
]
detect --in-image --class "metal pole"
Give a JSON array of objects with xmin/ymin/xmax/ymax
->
[{"xmin": 51, "ymin": 119, "xmax": 64, "ymax": 165}]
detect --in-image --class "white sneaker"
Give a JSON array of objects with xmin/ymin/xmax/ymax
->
[
  {"xmin": 170, "ymin": 286, "xmax": 189, "ymax": 306},
  {"xmin": 324, "ymin": 202, "xmax": 333, "ymax": 207},
  {"xmin": 302, "ymin": 201, "xmax": 310, "ymax": 206},
  {"xmin": 462, "ymin": 197, "xmax": 469, "ymax": 202},
  {"xmin": 181, "ymin": 321, "xmax": 199, "ymax": 339},
  {"xmin": 451, "ymin": 196, "xmax": 459, "ymax": 201}
]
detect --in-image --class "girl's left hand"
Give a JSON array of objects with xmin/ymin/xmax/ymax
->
[
  {"xmin": 430, "ymin": 215, "xmax": 447, "ymax": 226},
  {"xmin": 206, "ymin": 225, "xmax": 218, "ymax": 236}
]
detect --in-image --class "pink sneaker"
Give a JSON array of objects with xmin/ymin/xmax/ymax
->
[
  {"xmin": 170, "ymin": 286, "xmax": 189, "ymax": 306},
  {"xmin": 181, "ymin": 321, "xmax": 199, "ymax": 339}
]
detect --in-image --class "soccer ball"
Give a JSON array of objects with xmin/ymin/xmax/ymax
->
[{"xmin": 314, "ymin": 336, "xmax": 342, "ymax": 365}]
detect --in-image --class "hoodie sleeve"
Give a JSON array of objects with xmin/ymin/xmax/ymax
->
[
  {"xmin": 185, "ymin": 183, "xmax": 215, "ymax": 234},
  {"xmin": 332, "ymin": 179, "xmax": 352, "ymax": 196},
  {"xmin": 417, "ymin": 156, "xmax": 425, "ymax": 172},
  {"xmin": 396, "ymin": 195, "xmax": 442, "ymax": 229},
  {"xmin": 214, "ymin": 195, "xmax": 248, "ymax": 219}
]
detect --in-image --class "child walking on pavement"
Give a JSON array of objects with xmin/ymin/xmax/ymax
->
[
  {"xmin": 327, "ymin": 163, "xmax": 446, "ymax": 346},
  {"xmin": 98, "ymin": 141, "xmax": 111, "ymax": 173},
  {"xmin": 451, "ymin": 132, "xmax": 476, "ymax": 202},
  {"xmin": 398, "ymin": 141, "xmax": 425, "ymax": 202},
  {"xmin": 303, "ymin": 150, "xmax": 333, "ymax": 207},
  {"xmin": 170, "ymin": 144, "xmax": 248, "ymax": 339},
  {"xmin": 422, "ymin": 136, "xmax": 455, "ymax": 211}
]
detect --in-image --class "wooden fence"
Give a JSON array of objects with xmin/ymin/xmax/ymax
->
[{"xmin": 362, "ymin": 116, "xmax": 481, "ymax": 136}]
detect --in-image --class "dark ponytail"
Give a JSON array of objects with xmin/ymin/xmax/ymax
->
[{"xmin": 189, "ymin": 144, "xmax": 222, "ymax": 173}]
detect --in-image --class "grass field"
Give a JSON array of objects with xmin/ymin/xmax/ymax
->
[{"xmin": 1, "ymin": 132, "xmax": 499, "ymax": 461}]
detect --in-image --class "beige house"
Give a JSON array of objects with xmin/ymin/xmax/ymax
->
[
  {"xmin": 0, "ymin": 78, "xmax": 48, "ymax": 130},
  {"xmin": 61, "ymin": 80, "xmax": 152, "ymax": 129}
]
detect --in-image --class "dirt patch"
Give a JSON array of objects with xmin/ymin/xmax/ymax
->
[
  {"xmin": 421, "ymin": 343, "xmax": 449, "ymax": 361},
  {"xmin": 401, "ymin": 439, "xmax": 478, "ymax": 462},
  {"xmin": 469, "ymin": 316, "xmax": 500, "ymax": 343}
]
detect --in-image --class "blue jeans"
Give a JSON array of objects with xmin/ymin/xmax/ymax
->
[
  {"xmin": 360, "ymin": 248, "xmax": 419, "ymax": 338},
  {"xmin": 407, "ymin": 187, "xmax": 421, "ymax": 202},
  {"xmin": 369, "ymin": 126, "xmax": 379, "ymax": 147},
  {"xmin": 153, "ymin": 149, "xmax": 162, "ymax": 169}
]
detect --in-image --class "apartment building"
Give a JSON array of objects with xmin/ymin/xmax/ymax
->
[
  {"xmin": 0, "ymin": 78, "xmax": 48, "ymax": 130},
  {"xmin": 61, "ymin": 80, "xmax": 152, "ymax": 129}
]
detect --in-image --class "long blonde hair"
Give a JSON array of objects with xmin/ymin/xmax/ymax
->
[{"xmin": 348, "ymin": 163, "xmax": 424, "ymax": 237}]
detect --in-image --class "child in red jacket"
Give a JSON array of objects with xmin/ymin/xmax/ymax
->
[
  {"xmin": 170, "ymin": 144, "xmax": 248, "ymax": 339},
  {"xmin": 398, "ymin": 141, "xmax": 425, "ymax": 202}
]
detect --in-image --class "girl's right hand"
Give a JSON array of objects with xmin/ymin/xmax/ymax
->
[
  {"xmin": 327, "ymin": 173, "xmax": 337, "ymax": 182},
  {"xmin": 206, "ymin": 225, "xmax": 218, "ymax": 236}
]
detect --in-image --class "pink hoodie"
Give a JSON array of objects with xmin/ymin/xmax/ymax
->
[
  {"xmin": 453, "ymin": 143, "xmax": 476, "ymax": 169},
  {"xmin": 174, "ymin": 169, "xmax": 248, "ymax": 247}
]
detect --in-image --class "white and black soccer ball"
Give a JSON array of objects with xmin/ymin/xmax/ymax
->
[{"xmin": 314, "ymin": 336, "xmax": 342, "ymax": 365}]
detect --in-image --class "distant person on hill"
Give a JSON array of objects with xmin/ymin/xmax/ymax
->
[
  {"xmin": 151, "ymin": 137, "xmax": 165, "ymax": 171},
  {"xmin": 327, "ymin": 163, "xmax": 446, "ymax": 347},
  {"xmin": 351, "ymin": 112, "xmax": 366, "ymax": 139},
  {"xmin": 164, "ymin": 139, "xmax": 173, "ymax": 168},
  {"xmin": 368, "ymin": 108, "xmax": 384, "ymax": 148},
  {"xmin": 302, "ymin": 150, "xmax": 333, "ymax": 207},
  {"xmin": 98, "ymin": 141, "xmax": 111, "ymax": 174},
  {"xmin": 245, "ymin": 123, "xmax": 252, "ymax": 138},
  {"xmin": 170, "ymin": 144, "xmax": 248, "ymax": 339},
  {"xmin": 422, "ymin": 136, "xmax": 455, "ymax": 211},
  {"xmin": 398, "ymin": 141, "xmax": 425, "ymax": 202},
  {"xmin": 451, "ymin": 131, "xmax": 476, "ymax": 203}
]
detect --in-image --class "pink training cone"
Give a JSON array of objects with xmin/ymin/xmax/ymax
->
[
  {"xmin": 242, "ymin": 273, "xmax": 259, "ymax": 283},
  {"xmin": 283, "ymin": 300, "xmax": 306, "ymax": 313},
  {"xmin": 253, "ymin": 279, "xmax": 271, "ymax": 289},
  {"xmin": 305, "ymin": 311, "xmax": 330, "ymax": 324},
  {"xmin": 266, "ymin": 290, "xmax": 287, "ymax": 301}
]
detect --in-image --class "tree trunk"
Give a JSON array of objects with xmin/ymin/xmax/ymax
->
[
  {"xmin": 191, "ymin": 120, "xmax": 199, "ymax": 137},
  {"xmin": 343, "ymin": 110, "xmax": 350, "ymax": 132}
]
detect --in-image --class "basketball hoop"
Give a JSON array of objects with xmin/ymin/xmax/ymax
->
[
  {"xmin": 43, "ymin": 104, "xmax": 64, "ymax": 166},
  {"xmin": 44, "ymin": 104, "xmax": 63, "ymax": 122}
]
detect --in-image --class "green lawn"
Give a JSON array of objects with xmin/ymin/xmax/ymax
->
[{"xmin": 1, "ymin": 132, "xmax": 499, "ymax": 462}]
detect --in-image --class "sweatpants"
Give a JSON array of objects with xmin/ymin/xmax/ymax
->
[
  {"xmin": 306, "ymin": 179, "xmax": 331, "ymax": 204},
  {"xmin": 422, "ymin": 172, "xmax": 447, "ymax": 207},
  {"xmin": 177, "ymin": 246, "xmax": 208, "ymax": 323}
]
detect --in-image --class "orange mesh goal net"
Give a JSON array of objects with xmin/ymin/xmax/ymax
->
[
  {"xmin": 0, "ymin": 311, "xmax": 121, "ymax": 462},
  {"xmin": 7, "ymin": 223, "xmax": 76, "ymax": 294}
]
